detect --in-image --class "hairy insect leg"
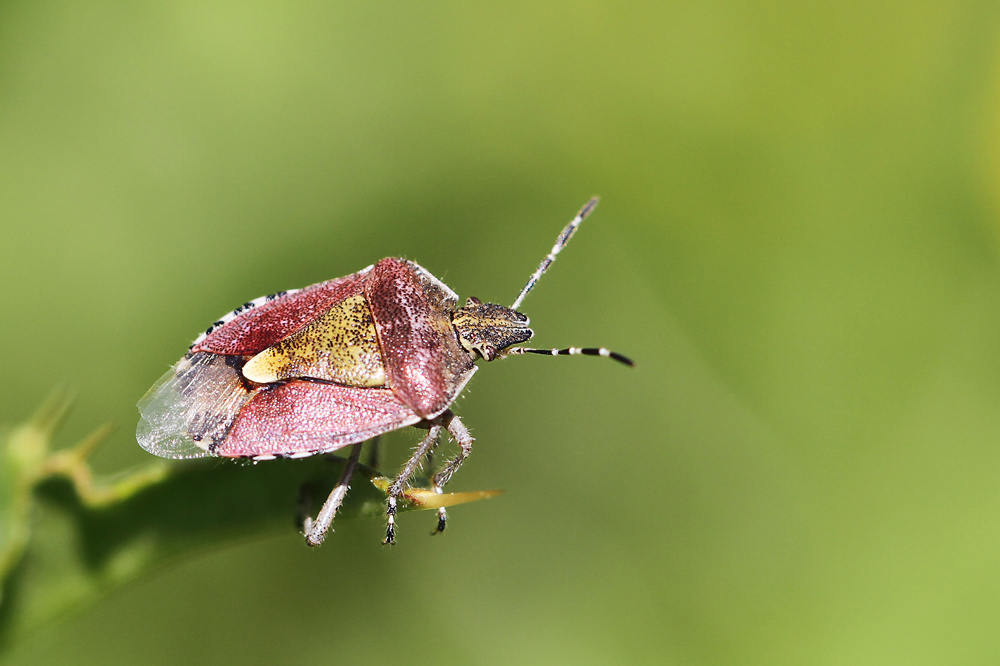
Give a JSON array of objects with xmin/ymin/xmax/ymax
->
[
  {"xmin": 433, "ymin": 413, "xmax": 475, "ymax": 489},
  {"xmin": 384, "ymin": 424, "xmax": 443, "ymax": 545},
  {"xmin": 430, "ymin": 412, "xmax": 475, "ymax": 535},
  {"xmin": 424, "ymin": 443, "xmax": 436, "ymax": 480},
  {"xmin": 422, "ymin": 445, "xmax": 447, "ymax": 535},
  {"xmin": 304, "ymin": 442, "xmax": 364, "ymax": 547}
]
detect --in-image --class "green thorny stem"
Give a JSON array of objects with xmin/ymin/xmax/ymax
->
[{"xmin": 0, "ymin": 390, "xmax": 170, "ymax": 601}]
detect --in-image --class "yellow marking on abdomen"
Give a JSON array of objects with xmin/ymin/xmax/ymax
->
[{"xmin": 242, "ymin": 294, "xmax": 387, "ymax": 387}]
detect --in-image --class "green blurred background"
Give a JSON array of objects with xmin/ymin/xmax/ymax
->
[{"xmin": 3, "ymin": 0, "xmax": 1000, "ymax": 663}]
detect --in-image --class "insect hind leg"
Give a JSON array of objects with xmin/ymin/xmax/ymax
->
[{"xmin": 304, "ymin": 441, "xmax": 364, "ymax": 547}]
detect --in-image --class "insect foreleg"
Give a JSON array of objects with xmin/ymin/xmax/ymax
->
[
  {"xmin": 384, "ymin": 424, "xmax": 443, "ymax": 545},
  {"xmin": 429, "ymin": 412, "xmax": 475, "ymax": 535},
  {"xmin": 432, "ymin": 412, "xmax": 474, "ymax": 489}
]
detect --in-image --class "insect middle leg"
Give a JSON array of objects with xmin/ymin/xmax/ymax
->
[
  {"xmin": 430, "ymin": 411, "xmax": 475, "ymax": 535},
  {"xmin": 384, "ymin": 424, "xmax": 443, "ymax": 545},
  {"xmin": 304, "ymin": 441, "xmax": 364, "ymax": 547}
]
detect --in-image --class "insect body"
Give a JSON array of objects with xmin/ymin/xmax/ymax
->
[{"xmin": 137, "ymin": 198, "xmax": 632, "ymax": 545}]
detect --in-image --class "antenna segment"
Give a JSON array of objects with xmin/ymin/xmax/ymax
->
[
  {"xmin": 510, "ymin": 197, "xmax": 599, "ymax": 311},
  {"xmin": 506, "ymin": 346, "xmax": 634, "ymax": 367}
]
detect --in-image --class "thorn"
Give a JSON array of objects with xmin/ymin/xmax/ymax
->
[
  {"xmin": 72, "ymin": 423, "xmax": 115, "ymax": 461},
  {"xmin": 31, "ymin": 388, "xmax": 75, "ymax": 437}
]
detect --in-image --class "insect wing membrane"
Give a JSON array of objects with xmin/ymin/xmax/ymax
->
[{"xmin": 137, "ymin": 352, "xmax": 252, "ymax": 459}]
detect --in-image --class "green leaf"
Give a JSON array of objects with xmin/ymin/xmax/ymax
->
[{"xmin": 0, "ymin": 392, "xmax": 498, "ymax": 650}]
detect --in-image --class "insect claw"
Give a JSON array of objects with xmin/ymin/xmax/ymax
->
[
  {"xmin": 384, "ymin": 495, "xmax": 397, "ymax": 545},
  {"xmin": 431, "ymin": 507, "xmax": 447, "ymax": 535}
]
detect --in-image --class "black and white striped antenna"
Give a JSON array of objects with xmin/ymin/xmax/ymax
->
[
  {"xmin": 507, "ymin": 345, "xmax": 634, "ymax": 366},
  {"xmin": 510, "ymin": 196, "xmax": 599, "ymax": 311},
  {"xmin": 508, "ymin": 197, "xmax": 634, "ymax": 368}
]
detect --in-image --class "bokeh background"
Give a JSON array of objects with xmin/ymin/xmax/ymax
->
[{"xmin": 3, "ymin": 1, "xmax": 1000, "ymax": 664}]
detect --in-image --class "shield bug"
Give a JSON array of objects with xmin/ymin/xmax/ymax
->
[{"xmin": 137, "ymin": 197, "xmax": 633, "ymax": 545}]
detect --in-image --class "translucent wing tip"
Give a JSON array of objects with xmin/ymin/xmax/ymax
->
[
  {"xmin": 136, "ymin": 364, "xmax": 212, "ymax": 460},
  {"xmin": 136, "ymin": 354, "xmax": 252, "ymax": 460}
]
